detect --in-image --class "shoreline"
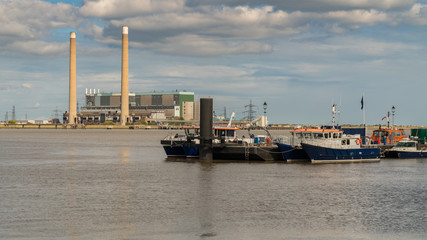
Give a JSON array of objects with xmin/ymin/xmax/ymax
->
[{"xmin": 0, "ymin": 124, "xmax": 419, "ymax": 130}]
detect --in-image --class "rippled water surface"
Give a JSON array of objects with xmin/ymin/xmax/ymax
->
[{"xmin": 0, "ymin": 129, "xmax": 426, "ymax": 240}]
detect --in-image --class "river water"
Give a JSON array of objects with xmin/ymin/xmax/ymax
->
[{"xmin": 0, "ymin": 129, "xmax": 425, "ymax": 240}]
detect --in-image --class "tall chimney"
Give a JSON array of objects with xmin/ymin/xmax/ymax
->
[
  {"xmin": 69, "ymin": 32, "xmax": 77, "ymax": 124},
  {"xmin": 120, "ymin": 26, "xmax": 129, "ymax": 126}
]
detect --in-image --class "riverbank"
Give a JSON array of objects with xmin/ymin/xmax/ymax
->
[{"xmin": 0, "ymin": 123, "xmax": 420, "ymax": 130}]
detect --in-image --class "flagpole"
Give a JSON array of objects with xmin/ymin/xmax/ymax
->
[{"xmin": 362, "ymin": 93, "xmax": 366, "ymax": 142}]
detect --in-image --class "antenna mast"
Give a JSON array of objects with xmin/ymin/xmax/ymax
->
[{"xmin": 331, "ymin": 104, "xmax": 339, "ymax": 128}]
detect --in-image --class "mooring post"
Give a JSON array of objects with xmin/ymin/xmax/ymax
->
[{"xmin": 199, "ymin": 98, "xmax": 213, "ymax": 161}]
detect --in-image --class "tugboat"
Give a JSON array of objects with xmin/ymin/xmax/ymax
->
[{"xmin": 384, "ymin": 139, "xmax": 427, "ymax": 158}]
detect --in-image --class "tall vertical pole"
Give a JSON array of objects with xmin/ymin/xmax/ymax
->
[
  {"xmin": 120, "ymin": 26, "xmax": 129, "ymax": 126},
  {"xmin": 387, "ymin": 111, "xmax": 390, "ymax": 128},
  {"xmin": 362, "ymin": 93, "xmax": 366, "ymax": 141},
  {"xmin": 69, "ymin": 32, "xmax": 77, "ymax": 125},
  {"xmin": 199, "ymin": 98, "xmax": 213, "ymax": 161},
  {"xmin": 392, "ymin": 106, "xmax": 395, "ymax": 131}
]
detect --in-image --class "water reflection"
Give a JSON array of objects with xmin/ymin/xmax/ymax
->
[
  {"xmin": 116, "ymin": 150, "xmax": 135, "ymax": 239},
  {"xmin": 197, "ymin": 161, "xmax": 216, "ymax": 238},
  {"xmin": 120, "ymin": 148, "xmax": 130, "ymax": 163}
]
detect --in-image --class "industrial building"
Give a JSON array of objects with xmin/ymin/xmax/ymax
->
[{"xmin": 64, "ymin": 90, "xmax": 196, "ymax": 124}]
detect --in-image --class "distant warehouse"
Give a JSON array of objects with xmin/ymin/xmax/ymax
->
[{"xmin": 64, "ymin": 90, "xmax": 198, "ymax": 124}]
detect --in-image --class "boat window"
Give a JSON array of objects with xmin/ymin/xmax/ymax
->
[
  {"xmin": 186, "ymin": 128, "xmax": 198, "ymax": 136},
  {"xmin": 303, "ymin": 133, "xmax": 312, "ymax": 139},
  {"xmin": 396, "ymin": 141, "xmax": 416, "ymax": 148},
  {"xmin": 324, "ymin": 133, "xmax": 329, "ymax": 139},
  {"xmin": 401, "ymin": 131, "xmax": 406, "ymax": 136},
  {"xmin": 397, "ymin": 132, "xmax": 400, "ymax": 136},
  {"xmin": 295, "ymin": 133, "xmax": 302, "ymax": 139},
  {"xmin": 313, "ymin": 133, "xmax": 323, "ymax": 139},
  {"xmin": 226, "ymin": 130, "xmax": 235, "ymax": 137}
]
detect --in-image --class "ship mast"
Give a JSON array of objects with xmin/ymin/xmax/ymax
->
[{"xmin": 331, "ymin": 104, "xmax": 339, "ymax": 129}]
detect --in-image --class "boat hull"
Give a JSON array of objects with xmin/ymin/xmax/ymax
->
[
  {"xmin": 183, "ymin": 144, "xmax": 199, "ymax": 158},
  {"xmin": 161, "ymin": 140, "xmax": 187, "ymax": 158},
  {"xmin": 213, "ymin": 144, "xmax": 284, "ymax": 161},
  {"xmin": 301, "ymin": 143, "xmax": 380, "ymax": 164},
  {"xmin": 385, "ymin": 150, "xmax": 427, "ymax": 158},
  {"xmin": 277, "ymin": 143, "xmax": 309, "ymax": 162}
]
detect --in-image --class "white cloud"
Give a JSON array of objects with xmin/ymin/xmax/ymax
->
[
  {"xmin": 8, "ymin": 41, "xmax": 68, "ymax": 55},
  {"xmin": 136, "ymin": 34, "xmax": 272, "ymax": 56},
  {"xmin": 80, "ymin": 0, "xmax": 185, "ymax": 18},
  {"xmin": 325, "ymin": 36, "xmax": 420, "ymax": 56},
  {"xmin": 187, "ymin": 0, "xmax": 415, "ymax": 11},
  {"xmin": 289, "ymin": 0, "xmax": 414, "ymax": 10},
  {"xmin": 77, "ymin": 72, "xmax": 122, "ymax": 92},
  {"xmin": 0, "ymin": 1, "xmax": 81, "ymax": 39},
  {"xmin": 21, "ymin": 83, "xmax": 34, "ymax": 89},
  {"xmin": 397, "ymin": 3, "xmax": 427, "ymax": 25},
  {"xmin": 0, "ymin": 1, "xmax": 82, "ymax": 56},
  {"xmin": 98, "ymin": 4, "xmax": 391, "ymax": 56},
  {"xmin": 159, "ymin": 65, "xmax": 253, "ymax": 79},
  {"xmin": 112, "ymin": 5, "xmax": 302, "ymax": 39},
  {"xmin": 0, "ymin": 0, "xmax": 423, "ymax": 58},
  {"xmin": 324, "ymin": 9, "xmax": 388, "ymax": 25}
]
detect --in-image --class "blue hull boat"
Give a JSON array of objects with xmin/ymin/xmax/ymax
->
[
  {"xmin": 301, "ymin": 143, "xmax": 381, "ymax": 164},
  {"xmin": 183, "ymin": 144, "xmax": 199, "ymax": 158},
  {"xmin": 162, "ymin": 141, "xmax": 186, "ymax": 158},
  {"xmin": 277, "ymin": 143, "xmax": 309, "ymax": 162},
  {"xmin": 384, "ymin": 140, "xmax": 427, "ymax": 158},
  {"xmin": 385, "ymin": 150, "xmax": 427, "ymax": 158}
]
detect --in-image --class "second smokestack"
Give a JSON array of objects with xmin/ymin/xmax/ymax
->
[
  {"xmin": 120, "ymin": 26, "xmax": 129, "ymax": 126},
  {"xmin": 69, "ymin": 32, "xmax": 77, "ymax": 125}
]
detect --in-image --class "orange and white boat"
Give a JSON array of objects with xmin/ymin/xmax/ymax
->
[{"xmin": 370, "ymin": 128, "xmax": 406, "ymax": 145}]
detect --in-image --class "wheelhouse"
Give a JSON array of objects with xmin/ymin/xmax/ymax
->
[
  {"xmin": 371, "ymin": 128, "xmax": 406, "ymax": 144},
  {"xmin": 294, "ymin": 129, "xmax": 343, "ymax": 140},
  {"xmin": 213, "ymin": 127, "xmax": 240, "ymax": 139},
  {"xmin": 183, "ymin": 126, "xmax": 200, "ymax": 137},
  {"xmin": 394, "ymin": 141, "xmax": 416, "ymax": 148}
]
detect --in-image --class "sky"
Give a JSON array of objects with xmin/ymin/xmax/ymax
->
[{"xmin": 1, "ymin": 0, "xmax": 427, "ymax": 125}]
